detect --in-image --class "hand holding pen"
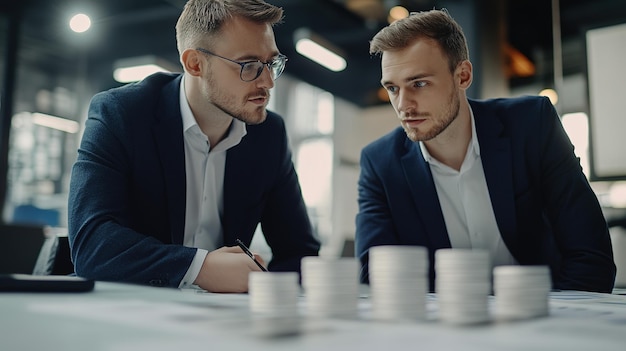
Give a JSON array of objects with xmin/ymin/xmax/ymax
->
[{"xmin": 236, "ymin": 239, "xmax": 268, "ymax": 272}]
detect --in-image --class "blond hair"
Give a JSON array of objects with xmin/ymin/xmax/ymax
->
[
  {"xmin": 369, "ymin": 9, "xmax": 468, "ymax": 73},
  {"xmin": 175, "ymin": 0, "xmax": 283, "ymax": 54}
]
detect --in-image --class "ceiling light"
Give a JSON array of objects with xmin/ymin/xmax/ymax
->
[
  {"xmin": 69, "ymin": 13, "xmax": 91, "ymax": 33},
  {"xmin": 539, "ymin": 88, "xmax": 559, "ymax": 105},
  {"xmin": 294, "ymin": 28, "xmax": 347, "ymax": 72},
  {"xmin": 503, "ymin": 43, "xmax": 535, "ymax": 78},
  {"xmin": 113, "ymin": 55, "xmax": 178, "ymax": 83},
  {"xmin": 388, "ymin": 6, "xmax": 409, "ymax": 23},
  {"xmin": 32, "ymin": 113, "xmax": 80, "ymax": 133}
]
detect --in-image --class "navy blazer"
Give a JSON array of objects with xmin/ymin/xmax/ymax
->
[
  {"xmin": 356, "ymin": 96, "xmax": 616, "ymax": 293},
  {"xmin": 68, "ymin": 73, "xmax": 320, "ymax": 287}
]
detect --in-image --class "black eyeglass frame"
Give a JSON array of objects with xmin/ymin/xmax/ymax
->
[{"xmin": 195, "ymin": 47, "xmax": 288, "ymax": 82}]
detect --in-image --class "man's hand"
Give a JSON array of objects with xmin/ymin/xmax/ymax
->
[{"xmin": 193, "ymin": 245, "xmax": 267, "ymax": 293}]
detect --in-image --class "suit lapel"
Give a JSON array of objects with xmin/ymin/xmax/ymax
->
[
  {"xmin": 222, "ymin": 134, "xmax": 259, "ymax": 247},
  {"xmin": 401, "ymin": 138, "xmax": 451, "ymax": 249},
  {"xmin": 153, "ymin": 76, "xmax": 186, "ymax": 244},
  {"xmin": 222, "ymin": 151, "xmax": 239, "ymax": 246},
  {"xmin": 469, "ymin": 99, "xmax": 517, "ymax": 241}
]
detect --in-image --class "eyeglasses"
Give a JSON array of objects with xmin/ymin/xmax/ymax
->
[{"xmin": 195, "ymin": 48, "xmax": 288, "ymax": 82}]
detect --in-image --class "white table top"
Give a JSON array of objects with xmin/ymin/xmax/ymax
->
[{"xmin": 2, "ymin": 282, "xmax": 625, "ymax": 351}]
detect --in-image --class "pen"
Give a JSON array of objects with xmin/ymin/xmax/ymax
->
[{"xmin": 236, "ymin": 239, "xmax": 268, "ymax": 272}]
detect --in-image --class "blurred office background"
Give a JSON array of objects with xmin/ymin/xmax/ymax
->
[{"xmin": 2, "ymin": 0, "xmax": 626, "ymax": 263}]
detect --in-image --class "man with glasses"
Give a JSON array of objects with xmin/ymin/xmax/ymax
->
[{"xmin": 68, "ymin": 0, "xmax": 320, "ymax": 293}]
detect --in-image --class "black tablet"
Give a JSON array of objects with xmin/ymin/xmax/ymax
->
[{"xmin": 0, "ymin": 274, "xmax": 94, "ymax": 292}]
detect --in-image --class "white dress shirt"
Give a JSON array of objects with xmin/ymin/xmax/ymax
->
[
  {"xmin": 419, "ymin": 108, "xmax": 517, "ymax": 268},
  {"xmin": 177, "ymin": 77, "xmax": 247, "ymax": 288}
]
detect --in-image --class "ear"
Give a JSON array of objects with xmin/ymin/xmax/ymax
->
[
  {"xmin": 181, "ymin": 49, "xmax": 203, "ymax": 77},
  {"xmin": 457, "ymin": 60, "xmax": 473, "ymax": 89}
]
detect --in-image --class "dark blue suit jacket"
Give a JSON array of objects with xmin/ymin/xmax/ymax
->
[
  {"xmin": 356, "ymin": 96, "xmax": 616, "ymax": 293},
  {"xmin": 68, "ymin": 73, "xmax": 320, "ymax": 287}
]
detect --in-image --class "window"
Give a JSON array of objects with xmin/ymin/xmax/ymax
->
[{"xmin": 290, "ymin": 82, "xmax": 335, "ymax": 251}]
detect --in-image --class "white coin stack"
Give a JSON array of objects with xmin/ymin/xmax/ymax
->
[
  {"xmin": 301, "ymin": 257, "xmax": 360, "ymax": 318},
  {"xmin": 493, "ymin": 265, "xmax": 551, "ymax": 321},
  {"xmin": 369, "ymin": 245, "xmax": 429, "ymax": 321},
  {"xmin": 435, "ymin": 249, "xmax": 492, "ymax": 325},
  {"xmin": 248, "ymin": 271, "xmax": 300, "ymax": 317}
]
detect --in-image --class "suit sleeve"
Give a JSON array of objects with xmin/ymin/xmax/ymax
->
[
  {"xmin": 68, "ymin": 92, "xmax": 195, "ymax": 288},
  {"xmin": 537, "ymin": 97, "xmax": 616, "ymax": 292},
  {"xmin": 355, "ymin": 147, "xmax": 400, "ymax": 283}
]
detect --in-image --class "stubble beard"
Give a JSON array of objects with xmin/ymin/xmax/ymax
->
[
  {"xmin": 403, "ymin": 88, "xmax": 460, "ymax": 142},
  {"xmin": 204, "ymin": 73, "xmax": 269, "ymax": 125},
  {"xmin": 212, "ymin": 96, "xmax": 268, "ymax": 125}
]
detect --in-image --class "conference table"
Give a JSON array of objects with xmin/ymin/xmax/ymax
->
[{"xmin": 2, "ymin": 281, "xmax": 625, "ymax": 351}]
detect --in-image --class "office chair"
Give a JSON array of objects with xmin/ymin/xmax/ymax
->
[{"xmin": 32, "ymin": 230, "xmax": 74, "ymax": 276}]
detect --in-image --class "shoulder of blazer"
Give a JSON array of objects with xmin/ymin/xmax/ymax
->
[
  {"xmin": 250, "ymin": 110, "xmax": 285, "ymax": 128},
  {"xmin": 243, "ymin": 110, "xmax": 286, "ymax": 141},
  {"xmin": 362, "ymin": 126, "xmax": 407, "ymax": 155},
  {"xmin": 469, "ymin": 95, "xmax": 550, "ymax": 121},
  {"xmin": 91, "ymin": 72, "xmax": 181, "ymax": 115},
  {"xmin": 468, "ymin": 95, "xmax": 551, "ymax": 137}
]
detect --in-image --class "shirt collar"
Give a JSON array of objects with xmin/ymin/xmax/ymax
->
[{"xmin": 180, "ymin": 76, "xmax": 197, "ymax": 132}]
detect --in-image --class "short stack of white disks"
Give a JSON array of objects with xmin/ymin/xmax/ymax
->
[
  {"xmin": 435, "ymin": 249, "xmax": 492, "ymax": 325},
  {"xmin": 493, "ymin": 265, "xmax": 551, "ymax": 321},
  {"xmin": 369, "ymin": 245, "xmax": 429, "ymax": 321},
  {"xmin": 248, "ymin": 271, "xmax": 300, "ymax": 317},
  {"xmin": 301, "ymin": 256, "xmax": 360, "ymax": 318}
]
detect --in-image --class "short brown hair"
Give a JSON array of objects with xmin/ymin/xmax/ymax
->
[
  {"xmin": 369, "ymin": 9, "xmax": 468, "ymax": 73},
  {"xmin": 175, "ymin": 0, "xmax": 283, "ymax": 54}
]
